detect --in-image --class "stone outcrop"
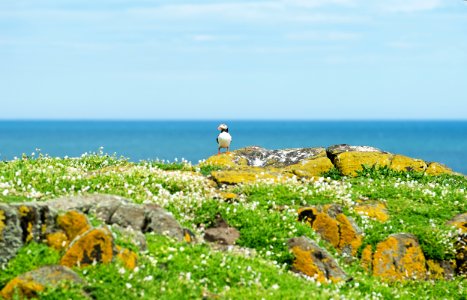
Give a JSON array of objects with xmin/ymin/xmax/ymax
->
[
  {"xmin": 354, "ymin": 201, "xmax": 389, "ymax": 222},
  {"xmin": 298, "ymin": 205, "xmax": 363, "ymax": 257},
  {"xmin": 0, "ymin": 194, "xmax": 190, "ymax": 267},
  {"xmin": 203, "ymin": 216, "xmax": 240, "ymax": 245},
  {"xmin": 201, "ymin": 145, "xmax": 455, "ymax": 185},
  {"xmin": 361, "ymin": 233, "xmax": 427, "ymax": 281},
  {"xmin": 447, "ymin": 213, "xmax": 467, "ymax": 275},
  {"xmin": 288, "ymin": 236, "xmax": 349, "ymax": 283},
  {"xmin": 0, "ymin": 265, "xmax": 83, "ymax": 299}
]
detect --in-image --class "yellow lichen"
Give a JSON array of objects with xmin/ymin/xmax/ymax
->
[
  {"xmin": 18, "ymin": 206, "xmax": 30, "ymax": 217},
  {"xmin": 426, "ymin": 260, "xmax": 446, "ymax": 280},
  {"xmin": 201, "ymin": 153, "xmax": 237, "ymax": 169},
  {"xmin": 211, "ymin": 170, "xmax": 282, "ymax": 185},
  {"xmin": 425, "ymin": 162, "xmax": 453, "ymax": 176},
  {"xmin": 287, "ymin": 157, "xmax": 334, "ymax": 178},
  {"xmin": 336, "ymin": 214, "xmax": 362, "ymax": 256},
  {"xmin": 57, "ymin": 211, "xmax": 91, "ymax": 241},
  {"xmin": 290, "ymin": 246, "xmax": 327, "ymax": 283},
  {"xmin": 0, "ymin": 277, "xmax": 45, "ymax": 300},
  {"xmin": 26, "ymin": 222, "xmax": 34, "ymax": 242},
  {"xmin": 219, "ymin": 192, "xmax": 238, "ymax": 201},
  {"xmin": 448, "ymin": 221, "xmax": 467, "ymax": 233},
  {"xmin": 0, "ymin": 210, "xmax": 5, "ymax": 237},
  {"xmin": 390, "ymin": 155, "xmax": 427, "ymax": 173},
  {"xmin": 60, "ymin": 228, "xmax": 113, "ymax": 268},
  {"xmin": 355, "ymin": 203, "xmax": 389, "ymax": 223},
  {"xmin": 334, "ymin": 152, "xmax": 393, "ymax": 176},
  {"xmin": 46, "ymin": 231, "xmax": 69, "ymax": 251},
  {"xmin": 400, "ymin": 243, "xmax": 427, "ymax": 279}
]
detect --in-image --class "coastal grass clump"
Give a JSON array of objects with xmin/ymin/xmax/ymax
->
[{"xmin": 0, "ymin": 152, "xmax": 466, "ymax": 299}]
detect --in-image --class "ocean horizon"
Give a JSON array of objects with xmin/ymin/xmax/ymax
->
[{"xmin": 0, "ymin": 120, "xmax": 466, "ymax": 174}]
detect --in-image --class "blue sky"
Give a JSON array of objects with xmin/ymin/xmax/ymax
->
[{"xmin": 1, "ymin": 0, "xmax": 466, "ymax": 120}]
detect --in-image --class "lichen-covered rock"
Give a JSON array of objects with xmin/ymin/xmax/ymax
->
[
  {"xmin": 447, "ymin": 213, "xmax": 467, "ymax": 275},
  {"xmin": 201, "ymin": 152, "xmax": 239, "ymax": 168},
  {"xmin": 60, "ymin": 227, "xmax": 113, "ymax": 268},
  {"xmin": 298, "ymin": 205, "xmax": 362, "ymax": 256},
  {"xmin": 390, "ymin": 154, "xmax": 427, "ymax": 173},
  {"xmin": 46, "ymin": 194, "xmax": 130, "ymax": 214},
  {"xmin": 288, "ymin": 236, "xmax": 349, "ymax": 283},
  {"xmin": 0, "ymin": 204, "xmax": 23, "ymax": 266},
  {"xmin": 425, "ymin": 162, "xmax": 453, "ymax": 176},
  {"xmin": 57, "ymin": 210, "xmax": 91, "ymax": 241},
  {"xmin": 426, "ymin": 259, "xmax": 456, "ymax": 280},
  {"xmin": 46, "ymin": 231, "xmax": 69, "ymax": 251},
  {"xmin": 332, "ymin": 151, "xmax": 393, "ymax": 177},
  {"xmin": 211, "ymin": 169, "xmax": 283, "ymax": 185},
  {"xmin": 0, "ymin": 265, "xmax": 83, "ymax": 299},
  {"xmin": 355, "ymin": 202, "xmax": 389, "ymax": 222},
  {"xmin": 116, "ymin": 246, "xmax": 138, "ymax": 270},
  {"xmin": 10, "ymin": 203, "xmax": 57, "ymax": 244},
  {"xmin": 366, "ymin": 233, "xmax": 427, "ymax": 281},
  {"xmin": 286, "ymin": 156, "xmax": 334, "ymax": 178}
]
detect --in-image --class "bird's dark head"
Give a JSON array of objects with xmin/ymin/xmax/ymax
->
[{"xmin": 218, "ymin": 124, "xmax": 229, "ymax": 133}]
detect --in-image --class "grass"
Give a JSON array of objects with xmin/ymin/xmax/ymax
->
[{"xmin": 0, "ymin": 152, "xmax": 466, "ymax": 299}]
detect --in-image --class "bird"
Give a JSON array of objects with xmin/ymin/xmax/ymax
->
[{"xmin": 216, "ymin": 123, "xmax": 232, "ymax": 155}]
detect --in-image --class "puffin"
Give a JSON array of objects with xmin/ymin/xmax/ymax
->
[{"xmin": 216, "ymin": 123, "xmax": 232, "ymax": 155}]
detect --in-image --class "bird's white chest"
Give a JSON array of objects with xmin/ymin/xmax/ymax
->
[{"xmin": 217, "ymin": 132, "xmax": 232, "ymax": 147}]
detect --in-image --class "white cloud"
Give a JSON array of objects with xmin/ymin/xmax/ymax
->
[{"xmin": 378, "ymin": 0, "xmax": 443, "ymax": 13}]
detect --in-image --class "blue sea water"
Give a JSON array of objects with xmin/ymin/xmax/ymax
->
[{"xmin": 0, "ymin": 121, "xmax": 466, "ymax": 174}]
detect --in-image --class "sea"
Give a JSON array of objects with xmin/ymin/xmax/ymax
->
[{"xmin": 0, "ymin": 121, "xmax": 466, "ymax": 174}]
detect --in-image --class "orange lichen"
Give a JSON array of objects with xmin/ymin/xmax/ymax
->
[
  {"xmin": 355, "ymin": 203, "xmax": 389, "ymax": 223},
  {"xmin": 372, "ymin": 235, "xmax": 426, "ymax": 281},
  {"xmin": 219, "ymin": 192, "xmax": 238, "ymax": 201},
  {"xmin": 0, "ymin": 277, "xmax": 45, "ymax": 299},
  {"xmin": 400, "ymin": 243, "xmax": 427, "ymax": 279},
  {"xmin": 336, "ymin": 214, "xmax": 362, "ymax": 256},
  {"xmin": 46, "ymin": 231, "xmax": 69, "ymax": 251},
  {"xmin": 0, "ymin": 210, "xmax": 5, "ymax": 236},
  {"xmin": 116, "ymin": 246, "xmax": 138, "ymax": 270},
  {"xmin": 312, "ymin": 213, "xmax": 339, "ymax": 248},
  {"xmin": 57, "ymin": 210, "xmax": 91, "ymax": 241},
  {"xmin": 60, "ymin": 228, "xmax": 113, "ymax": 268},
  {"xmin": 361, "ymin": 245, "xmax": 373, "ymax": 272},
  {"xmin": 372, "ymin": 236, "xmax": 400, "ymax": 280},
  {"xmin": 290, "ymin": 246, "xmax": 327, "ymax": 282}
]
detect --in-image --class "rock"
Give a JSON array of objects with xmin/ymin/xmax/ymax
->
[
  {"xmin": 390, "ymin": 154, "xmax": 427, "ymax": 173},
  {"xmin": 211, "ymin": 169, "xmax": 283, "ymax": 185},
  {"xmin": 447, "ymin": 213, "xmax": 467, "ymax": 275},
  {"xmin": 10, "ymin": 203, "xmax": 57, "ymax": 244},
  {"xmin": 354, "ymin": 201, "xmax": 389, "ymax": 222},
  {"xmin": 426, "ymin": 259, "xmax": 456, "ymax": 280},
  {"xmin": 425, "ymin": 162, "xmax": 453, "ymax": 176},
  {"xmin": 0, "ymin": 204, "xmax": 23, "ymax": 266},
  {"xmin": 111, "ymin": 224, "xmax": 148, "ymax": 251},
  {"xmin": 0, "ymin": 265, "xmax": 83, "ymax": 299},
  {"xmin": 116, "ymin": 246, "xmax": 138, "ymax": 270},
  {"xmin": 326, "ymin": 145, "xmax": 392, "ymax": 176},
  {"xmin": 47, "ymin": 194, "xmax": 130, "ymax": 214},
  {"xmin": 144, "ymin": 204, "xmax": 185, "ymax": 241},
  {"xmin": 298, "ymin": 205, "xmax": 363, "ymax": 256},
  {"xmin": 110, "ymin": 203, "xmax": 146, "ymax": 231},
  {"xmin": 288, "ymin": 236, "xmax": 349, "ymax": 283},
  {"xmin": 363, "ymin": 233, "xmax": 427, "ymax": 281},
  {"xmin": 60, "ymin": 227, "xmax": 114, "ymax": 268},
  {"xmin": 286, "ymin": 156, "xmax": 334, "ymax": 178},
  {"xmin": 57, "ymin": 210, "xmax": 91, "ymax": 241},
  {"xmin": 46, "ymin": 231, "xmax": 69, "ymax": 251}
]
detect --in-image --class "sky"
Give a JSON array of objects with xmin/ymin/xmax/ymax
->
[{"xmin": 1, "ymin": 0, "xmax": 466, "ymax": 120}]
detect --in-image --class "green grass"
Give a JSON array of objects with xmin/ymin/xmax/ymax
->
[{"xmin": 0, "ymin": 154, "xmax": 466, "ymax": 299}]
